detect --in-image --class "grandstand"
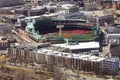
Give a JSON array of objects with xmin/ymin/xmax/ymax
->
[{"xmin": 25, "ymin": 14, "xmax": 101, "ymax": 43}]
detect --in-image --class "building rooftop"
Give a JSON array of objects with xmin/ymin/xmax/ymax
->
[
  {"xmin": 0, "ymin": 36, "xmax": 8, "ymax": 43},
  {"xmin": 61, "ymin": 3, "xmax": 75, "ymax": 9},
  {"xmin": 25, "ymin": 16, "xmax": 41, "ymax": 20},
  {"xmin": 0, "ymin": 36, "xmax": 7, "ymax": 40},
  {"xmin": 36, "ymin": 48, "xmax": 105, "ymax": 62},
  {"xmin": 106, "ymin": 27, "xmax": 120, "ymax": 34},
  {"xmin": 53, "ymin": 41, "xmax": 100, "ymax": 50},
  {"xmin": 103, "ymin": 57, "xmax": 119, "ymax": 63}
]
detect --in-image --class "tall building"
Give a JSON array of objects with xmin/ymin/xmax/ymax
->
[{"xmin": 0, "ymin": 0, "xmax": 23, "ymax": 7}]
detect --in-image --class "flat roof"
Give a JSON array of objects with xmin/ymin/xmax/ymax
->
[
  {"xmin": 25, "ymin": 16, "xmax": 41, "ymax": 20},
  {"xmin": 108, "ymin": 34, "xmax": 120, "ymax": 36},
  {"xmin": 53, "ymin": 42, "xmax": 100, "ymax": 50}
]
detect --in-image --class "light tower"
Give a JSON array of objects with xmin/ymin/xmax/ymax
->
[
  {"xmin": 96, "ymin": 15, "xmax": 99, "ymax": 30},
  {"xmin": 56, "ymin": 25, "xmax": 64, "ymax": 36}
]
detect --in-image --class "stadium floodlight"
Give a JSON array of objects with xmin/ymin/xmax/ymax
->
[{"xmin": 56, "ymin": 25, "xmax": 64, "ymax": 36}]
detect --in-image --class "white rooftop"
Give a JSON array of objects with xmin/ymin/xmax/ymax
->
[
  {"xmin": 31, "ymin": 6, "xmax": 45, "ymax": 10},
  {"xmin": 42, "ymin": 13, "xmax": 60, "ymax": 17},
  {"xmin": 25, "ymin": 16, "xmax": 41, "ymax": 20},
  {"xmin": 53, "ymin": 42, "xmax": 100, "ymax": 50},
  {"xmin": 0, "ymin": 36, "xmax": 6, "ymax": 40},
  {"xmin": 61, "ymin": 4, "xmax": 75, "ymax": 9}
]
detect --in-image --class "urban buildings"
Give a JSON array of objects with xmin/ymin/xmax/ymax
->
[
  {"xmin": 0, "ymin": 0, "xmax": 23, "ymax": 7},
  {"xmin": 0, "ymin": 0, "xmax": 120, "ymax": 79},
  {"xmin": 7, "ymin": 43, "xmax": 119, "ymax": 75},
  {"xmin": 0, "ymin": 36, "xmax": 10, "ymax": 50}
]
